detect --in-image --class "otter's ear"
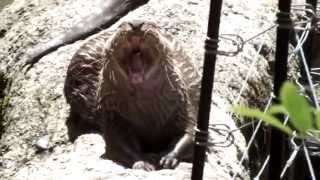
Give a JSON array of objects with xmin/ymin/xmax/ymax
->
[
  {"xmin": 118, "ymin": 22, "xmax": 132, "ymax": 31},
  {"xmin": 140, "ymin": 22, "xmax": 158, "ymax": 31}
]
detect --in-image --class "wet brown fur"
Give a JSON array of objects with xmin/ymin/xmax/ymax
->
[{"xmin": 64, "ymin": 21, "xmax": 200, "ymax": 170}]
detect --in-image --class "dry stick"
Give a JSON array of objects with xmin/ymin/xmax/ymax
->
[{"xmin": 24, "ymin": 0, "xmax": 149, "ymax": 71}]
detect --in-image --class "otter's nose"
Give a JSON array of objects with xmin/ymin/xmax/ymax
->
[
  {"xmin": 128, "ymin": 21, "xmax": 144, "ymax": 32},
  {"xmin": 130, "ymin": 36, "xmax": 141, "ymax": 52}
]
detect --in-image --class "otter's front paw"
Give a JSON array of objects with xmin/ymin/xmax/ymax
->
[
  {"xmin": 132, "ymin": 161, "xmax": 156, "ymax": 171},
  {"xmin": 159, "ymin": 152, "xmax": 180, "ymax": 169}
]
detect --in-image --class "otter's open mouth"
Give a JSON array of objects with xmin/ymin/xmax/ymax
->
[
  {"xmin": 118, "ymin": 35, "xmax": 155, "ymax": 86},
  {"xmin": 127, "ymin": 36, "xmax": 147, "ymax": 85},
  {"xmin": 129, "ymin": 51, "xmax": 145, "ymax": 85}
]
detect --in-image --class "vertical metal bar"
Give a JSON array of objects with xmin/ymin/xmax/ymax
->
[
  {"xmin": 303, "ymin": 0, "xmax": 317, "ymax": 67},
  {"xmin": 191, "ymin": 0, "xmax": 224, "ymax": 179},
  {"xmin": 269, "ymin": 0, "xmax": 292, "ymax": 179},
  {"xmin": 292, "ymin": 2, "xmax": 318, "ymax": 179},
  {"xmin": 300, "ymin": 0, "xmax": 318, "ymax": 106},
  {"xmin": 303, "ymin": 2, "xmax": 320, "ymax": 179}
]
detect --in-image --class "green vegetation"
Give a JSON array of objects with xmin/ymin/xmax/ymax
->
[{"xmin": 233, "ymin": 82, "xmax": 320, "ymax": 143}]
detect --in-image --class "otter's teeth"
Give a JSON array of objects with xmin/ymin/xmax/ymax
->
[{"xmin": 130, "ymin": 73, "xmax": 144, "ymax": 85}]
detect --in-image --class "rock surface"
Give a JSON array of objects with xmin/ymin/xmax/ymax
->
[{"xmin": 0, "ymin": 0, "xmax": 275, "ymax": 179}]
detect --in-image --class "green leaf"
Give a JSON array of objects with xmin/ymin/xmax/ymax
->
[
  {"xmin": 316, "ymin": 110, "xmax": 320, "ymax": 130},
  {"xmin": 267, "ymin": 105, "xmax": 288, "ymax": 115},
  {"xmin": 232, "ymin": 106, "xmax": 293, "ymax": 135},
  {"xmin": 280, "ymin": 82, "xmax": 313, "ymax": 134}
]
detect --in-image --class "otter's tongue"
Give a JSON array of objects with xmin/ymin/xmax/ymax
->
[{"xmin": 129, "ymin": 52, "xmax": 144, "ymax": 85}]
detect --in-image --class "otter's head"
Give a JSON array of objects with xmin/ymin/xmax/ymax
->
[{"xmin": 107, "ymin": 21, "xmax": 170, "ymax": 90}]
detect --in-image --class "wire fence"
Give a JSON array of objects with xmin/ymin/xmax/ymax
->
[{"xmin": 194, "ymin": 0, "xmax": 320, "ymax": 179}]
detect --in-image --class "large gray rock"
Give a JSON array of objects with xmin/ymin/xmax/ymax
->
[{"xmin": 0, "ymin": 0, "xmax": 274, "ymax": 179}]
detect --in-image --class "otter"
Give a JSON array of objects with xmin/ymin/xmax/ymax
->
[{"xmin": 64, "ymin": 21, "xmax": 200, "ymax": 170}]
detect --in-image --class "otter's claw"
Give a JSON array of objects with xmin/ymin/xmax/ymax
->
[
  {"xmin": 159, "ymin": 152, "xmax": 180, "ymax": 169},
  {"xmin": 132, "ymin": 161, "xmax": 156, "ymax": 171}
]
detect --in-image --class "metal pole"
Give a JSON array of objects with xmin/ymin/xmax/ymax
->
[
  {"xmin": 292, "ymin": 2, "xmax": 318, "ymax": 179},
  {"xmin": 191, "ymin": 0, "xmax": 223, "ymax": 179},
  {"xmin": 303, "ymin": 0, "xmax": 317, "ymax": 68},
  {"xmin": 300, "ymin": 0, "xmax": 318, "ymax": 106},
  {"xmin": 269, "ymin": 0, "xmax": 292, "ymax": 179}
]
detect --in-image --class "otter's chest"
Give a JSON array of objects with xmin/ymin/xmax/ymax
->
[{"xmin": 105, "ymin": 89, "xmax": 184, "ymax": 129}]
